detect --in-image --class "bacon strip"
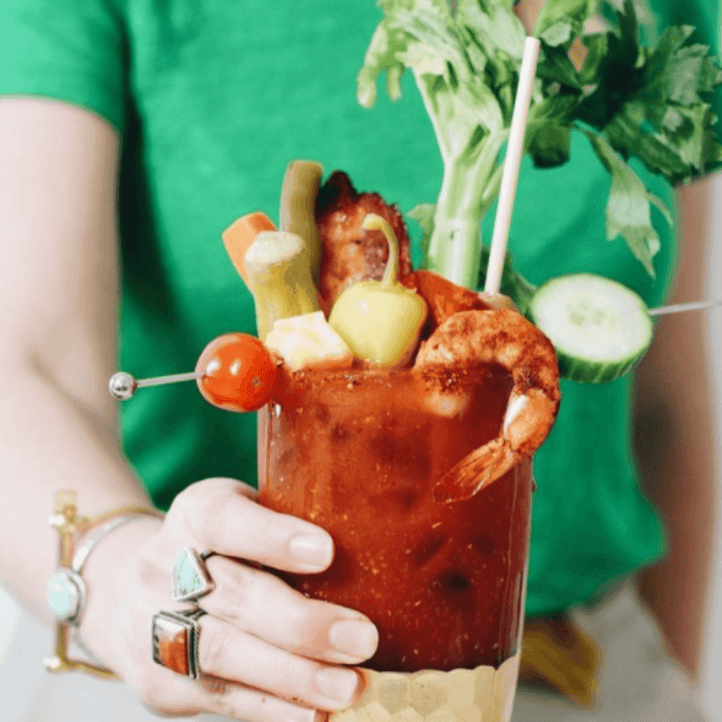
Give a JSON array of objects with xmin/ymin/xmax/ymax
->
[{"xmin": 315, "ymin": 171, "xmax": 413, "ymax": 314}]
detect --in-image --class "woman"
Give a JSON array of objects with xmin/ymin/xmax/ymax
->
[{"xmin": 0, "ymin": 0, "xmax": 718, "ymax": 720}]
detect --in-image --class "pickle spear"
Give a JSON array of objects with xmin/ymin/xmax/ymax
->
[
  {"xmin": 279, "ymin": 160, "xmax": 323, "ymax": 285},
  {"xmin": 244, "ymin": 230, "xmax": 320, "ymax": 340}
]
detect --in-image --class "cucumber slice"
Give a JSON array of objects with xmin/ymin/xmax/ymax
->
[{"xmin": 529, "ymin": 273, "xmax": 653, "ymax": 384}]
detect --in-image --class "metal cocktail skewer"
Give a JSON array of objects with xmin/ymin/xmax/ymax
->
[
  {"xmin": 648, "ymin": 299, "xmax": 722, "ymax": 316},
  {"xmin": 109, "ymin": 370, "xmax": 203, "ymax": 400},
  {"xmin": 109, "ymin": 300, "xmax": 721, "ymax": 399}
]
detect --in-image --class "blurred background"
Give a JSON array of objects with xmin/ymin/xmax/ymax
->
[{"xmin": 0, "ymin": 174, "xmax": 720, "ymax": 716}]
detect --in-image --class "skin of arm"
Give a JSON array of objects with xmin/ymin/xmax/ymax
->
[
  {"xmin": 0, "ymin": 97, "xmax": 159, "ymax": 622},
  {"xmin": 633, "ymin": 176, "xmax": 719, "ymax": 679},
  {"xmin": 0, "ymin": 99, "xmax": 376, "ymax": 720},
  {"xmin": 514, "ymin": 0, "xmax": 606, "ymax": 70},
  {"xmin": 514, "ymin": 0, "xmax": 718, "ymax": 680}
]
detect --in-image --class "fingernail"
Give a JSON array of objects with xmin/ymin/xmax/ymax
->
[
  {"xmin": 329, "ymin": 619, "xmax": 379, "ymax": 661},
  {"xmin": 289, "ymin": 534, "xmax": 333, "ymax": 568},
  {"xmin": 315, "ymin": 667, "xmax": 360, "ymax": 706},
  {"xmin": 286, "ymin": 708, "xmax": 324, "ymax": 722}
]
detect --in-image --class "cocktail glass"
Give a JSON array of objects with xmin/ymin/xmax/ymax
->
[{"xmin": 258, "ymin": 359, "xmax": 533, "ymax": 721}]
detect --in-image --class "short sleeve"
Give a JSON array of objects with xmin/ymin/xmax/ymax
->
[
  {"xmin": 652, "ymin": 0, "xmax": 722, "ymax": 178},
  {"xmin": 0, "ymin": 0, "xmax": 127, "ymax": 133}
]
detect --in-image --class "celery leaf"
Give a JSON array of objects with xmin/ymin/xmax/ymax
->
[
  {"xmin": 359, "ymin": 0, "xmax": 722, "ymax": 284},
  {"xmin": 533, "ymin": 0, "xmax": 599, "ymax": 48},
  {"xmin": 586, "ymin": 132, "xmax": 665, "ymax": 277}
]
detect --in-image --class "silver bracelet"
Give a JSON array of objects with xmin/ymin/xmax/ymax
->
[{"xmin": 45, "ymin": 491, "xmax": 164, "ymax": 678}]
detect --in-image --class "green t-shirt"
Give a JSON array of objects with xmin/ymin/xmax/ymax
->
[{"xmin": 2, "ymin": 0, "xmax": 720, "ymax": 617}]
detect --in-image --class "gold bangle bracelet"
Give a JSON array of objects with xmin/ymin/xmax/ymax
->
[{"xmin": 44, "ymin": 490, "xmax": 164, "ymax": 680}]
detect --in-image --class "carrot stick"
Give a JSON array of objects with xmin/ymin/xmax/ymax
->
[{"xmin": 222, "ymin": 211, "xmax": 277, "ymax": 288}]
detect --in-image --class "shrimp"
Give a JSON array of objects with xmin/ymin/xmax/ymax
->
[{"xmin": 414, "ymin": 308, "xmax": 561, "ymax": 502}]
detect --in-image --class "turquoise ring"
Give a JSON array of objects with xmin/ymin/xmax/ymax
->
[{"xmin": 171, "ymin": 547, "xmax": 216, "ymax": 603}]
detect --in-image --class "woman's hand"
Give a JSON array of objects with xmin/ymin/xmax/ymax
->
[{"xmin": 80, "ymin": 477, "xmax": 379, "ymax": 722}]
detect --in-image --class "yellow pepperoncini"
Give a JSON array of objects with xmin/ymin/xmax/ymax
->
[{"xmin": 328, "ymin": 214, "xmax": 428, "ymax": 367}]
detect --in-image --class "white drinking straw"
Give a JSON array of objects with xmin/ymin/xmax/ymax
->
[{"xmin": 485, "ymin": 36, "xmax": 541, "ymax": 296}]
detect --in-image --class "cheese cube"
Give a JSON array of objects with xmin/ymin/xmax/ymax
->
[{"xmin": 265, "ymin": 311, "xmax": 353, "ymax": 370}]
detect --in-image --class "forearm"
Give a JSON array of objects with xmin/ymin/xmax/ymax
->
[
  {"xmin": 0, "ymin": 357, "xmax": 153, "ymax": 622},
  {"xmin": 0, "ymin": 99, "xmax": 153, "ymax": 623},
  {"xmin": 633, "ymin": 177, "xmax": 719, "ymax": 679},
  {"xmin": 634, "ymin": 328, "xmax": 717, "ymax": 678}
]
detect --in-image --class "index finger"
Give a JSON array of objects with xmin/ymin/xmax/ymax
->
[{"xmin": 180, "ymin": 478, "xmax": 334, "ymax": 573}]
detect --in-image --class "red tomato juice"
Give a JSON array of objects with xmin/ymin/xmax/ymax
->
[{"xmin": 257, "ymin": 362, "xmax": 532, "ymax": 673}]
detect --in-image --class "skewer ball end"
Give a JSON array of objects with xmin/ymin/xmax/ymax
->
[{"xmin": 109, "ymin": 372, "xmax": 137, "ymax": 400}]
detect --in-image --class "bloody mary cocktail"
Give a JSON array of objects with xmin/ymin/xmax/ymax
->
[{"xmin": 215, "ymin": 186, "xmax": 558, "ymax": 721}]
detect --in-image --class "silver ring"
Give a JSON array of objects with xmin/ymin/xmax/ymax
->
[
  {"xmin": 151, "ymin": 607, "xmax": 207, "ymax": 680},
  {"xmin": 171, "ymin": 547, "xmax": 216, "ymax": 603}
]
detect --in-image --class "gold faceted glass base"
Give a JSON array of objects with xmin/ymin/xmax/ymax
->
[{"xmin": 332, "ymin": 653, "xmax": 521, "ymax": 722}]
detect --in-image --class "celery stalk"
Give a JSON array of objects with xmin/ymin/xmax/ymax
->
[
  {"xmin": 423, "ymin": 131, "xmax": 508, "ymax": 288},
  {"xmin": 358, "ymin": 0, "xmax": 722, "ymax": 287}
]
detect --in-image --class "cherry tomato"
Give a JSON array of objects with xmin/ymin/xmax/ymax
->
[{"xmin": 195, "ymin": 333, "xmax": 278, "ymax": 412}]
